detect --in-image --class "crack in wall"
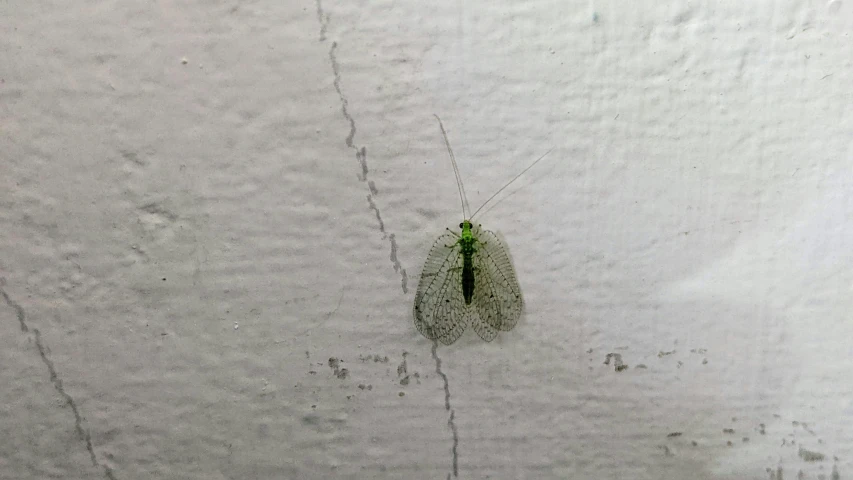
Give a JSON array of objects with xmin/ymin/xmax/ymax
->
[
  {"xmin": 448, "ymin": 410, "xmax": 459, "ymax": 477},
  {"xmin": 0, "ymin": 286, "xmax": 27, "ymax": 332},
  {"xmin": 389, "ymin": 234, "xmax": 405, "ymax": 279},
  {"xmin": 1, "ymin": 285, "xmax": 117, "ymax": 480},
  {"xmin": 315, "ymin": 0, "xmax": 329, "ymax": 42},
  {"xmin": 316, "ymin": 6, "xmax": 448, "ymax": 474},
  {"xmin": 323, "ymin": 26, "xmax": 408, "ymax": 293},
  {"xmin": 366, "ymin": 194, "xmax": 386, "ymax": 233},
  {"xmin": 432, "ymin": 341, "xmax": 459, "ymax": 478}
]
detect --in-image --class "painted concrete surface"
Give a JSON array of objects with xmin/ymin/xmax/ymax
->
[{"xmin": 1, "ymin": 1, "xmax": 851, "ymax": 479}]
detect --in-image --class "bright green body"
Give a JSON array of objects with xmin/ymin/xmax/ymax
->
[{"xmin": 459, "ymin": 220, "xmax": 476, "ymax": 304}]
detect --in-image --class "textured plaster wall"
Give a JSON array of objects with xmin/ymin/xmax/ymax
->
[{"xmin": 1, "ymin": 1, "xmax": 852, "ymax": 479}]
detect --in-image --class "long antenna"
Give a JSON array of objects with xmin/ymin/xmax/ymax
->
[
  {"xmin": 434, "ymin": 114, "xmax": 470, "ymax": 219},
  {"xmin": 470, "ymin": 148, "xmax": 553, "ymax": 219}
]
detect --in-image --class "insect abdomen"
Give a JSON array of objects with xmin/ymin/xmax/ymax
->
[
  {"xmin": 461, "ymin": 253, "xmax": 474, "ymax": 304},
  {"xmin": 461, "ymin": 239, "xmax": 475, "ymax": 304}
]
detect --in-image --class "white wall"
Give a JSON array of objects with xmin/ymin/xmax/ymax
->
[{"xmin": 1, "ymin": 1, "xmax": 851, "ymax": 479}]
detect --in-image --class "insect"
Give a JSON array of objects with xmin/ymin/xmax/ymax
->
[{"xmin": 413, "ymin": 115, "xmax": 551, "ymax": 345}]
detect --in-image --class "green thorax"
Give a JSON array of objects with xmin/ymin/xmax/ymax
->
[
  {"xmin": 460, "ymin": 220, "xmax": 474, "ymax": 241},
  {"xmin": 459, "ymin": 220, "xmax": 477, "ymax": 253}
]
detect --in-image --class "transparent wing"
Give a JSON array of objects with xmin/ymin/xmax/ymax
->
[
  {"xmin": 472, "ymin": 225, "xmax": 523, "ymax": 337},
  {"xmin": 413, "ymin": 232, "xmax": 470, "ymax": 345},
  {"xmin": 471, "ymin": 270, "xmax": 500, "ymax": 342}
]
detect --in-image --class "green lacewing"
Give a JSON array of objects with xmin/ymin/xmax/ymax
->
[{"xmin": 413, "ymin": 115, "xmax": 550, "ymax": 345}]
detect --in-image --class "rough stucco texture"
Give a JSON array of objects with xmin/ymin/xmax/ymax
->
[{"xmin": 1, "ymin": 1, "xmax": 852, "ymax": 479}]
